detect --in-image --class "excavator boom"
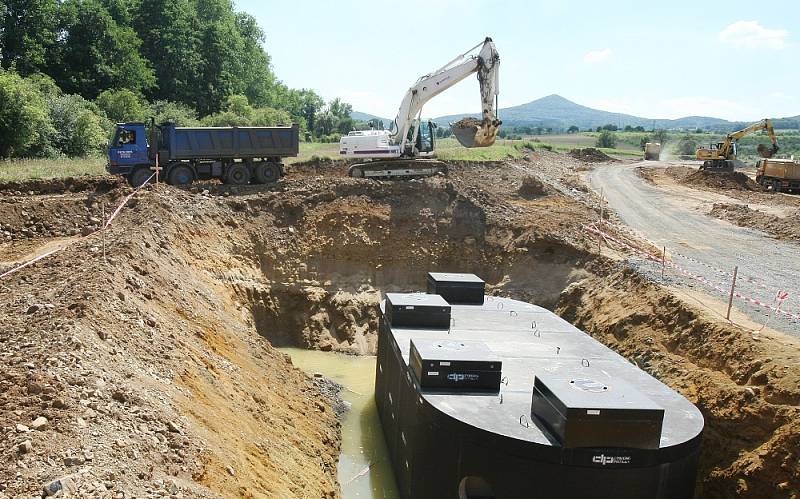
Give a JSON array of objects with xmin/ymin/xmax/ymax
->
[{"xmin": 696, "ymin": 118, "xmax": 779, "ymax": 172}]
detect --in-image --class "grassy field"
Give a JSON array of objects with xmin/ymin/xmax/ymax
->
[
  {"xmin": 0, "ymin": 156, "xmax": 108, "ymax": 182},
  {"xmin": 0, "ymin": 134, "xmax": 646, "ymax": 182}
]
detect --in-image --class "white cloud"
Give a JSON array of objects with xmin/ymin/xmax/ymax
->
[
  {"xmin": 583, "ymin": 48, "xmax": 611, "ymax": 64},
  {"xmin": 719, "ymin": 21, "xmax": 788, "ymax": 49}
]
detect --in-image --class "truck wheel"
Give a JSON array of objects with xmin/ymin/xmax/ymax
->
[
  {"xmin": 254, "ymin": 163, "xmax": 280, "ymax": 184},
  {"xmin": 225, "ymin": 164, "xmax": 250, "ymax": 185},
  {"xmin": 128, "ymin": 167, "xmax": 152, "ymax": 188},
  {"xmin": 168, "ymin": 165, "xmax": 194, "ymax": 186}
]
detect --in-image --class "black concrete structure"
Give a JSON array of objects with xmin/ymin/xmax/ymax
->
[
  {"xmin": 375, "ymin": 275, "xmax": 704, "ymax": 499},
  {"xmin": 427, "ymin": 272, "xmax": 486, "ymax": 305}
]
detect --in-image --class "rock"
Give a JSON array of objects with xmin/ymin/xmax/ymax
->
[
  {"xmin": 31, "ymin": 416, "xmax": 48, "ymax": 430},
  {"xmin": 76, "ymin": 417, "xmax": 88, "ymax": 428},
  {"xmin": 226, "ymin": 466, "xmax": 236, "ymax": 477},
  {"xmin": 18, "ymin": 440, "xmax": 32, "ymax": 454},
  {"xmin": 52, "ymin": 398, "xmax": 68, "ymax": 409},
  {"xmin": 26, "ymin": 304, "xmax": 41, "ymax": 314},
  {"xmin": 81, "ymin": 226, "xmax": 93, "ymax": 236},
  {"xmin": 26, "ymin": 381, "xmax": 43, "ymax": 395},
  {"xmin": 112, "ymin": 391, "xmax": 128, "ymax": 403},
  {"xmin": 15, "ymin": 424, "xmax": 29, "ymax": 433},
  {"xmin": 64, "ymin": 455, "xmax": 86, "ymax": 466},
  {"xmin": 42, "ymin": 475, "xmax": 77, "ymax": 496},
  {"xmin": 167, "ymin": 421, "xmax": 181, "ymax": 434}
]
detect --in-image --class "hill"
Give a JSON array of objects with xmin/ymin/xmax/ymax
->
[
  {"xmin": 354, "ymin": 95, "xmax": 800, "ymax": 133},
  {"xmin": 432, "ymin": 94, "xmax": 731, "ymax": 131}
]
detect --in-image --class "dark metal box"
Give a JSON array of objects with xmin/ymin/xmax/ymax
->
[
  {"xmin": 385, "ymin": 293, "xmax": 451, "ymax": 329},
  {"xmin": 426, "ymin": 272, "xmax": 485, "ymax": 305},
  {"xmin": 531, "ymin": 372, "xmax": 665, "ymax": 449},
  {"xmin": 409, "ymin": 338, "xmax": 501, "ymax": 392}
]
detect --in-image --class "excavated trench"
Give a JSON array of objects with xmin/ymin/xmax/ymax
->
[
  {"xmin": 1, "ymin": 171, "xmax": 797, "ymax": 498},
  {"xmin": 199, "ymin": 178, "xmax": 797, "ymax": 498}
]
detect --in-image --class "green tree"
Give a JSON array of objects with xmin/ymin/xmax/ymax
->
[
  {"xmin": 677, "ymin": 134, "xmax": 698, "ymax": 156},
  {"xmin": 47, "ymin": 93, "xmax": 110, "ymax": 156},
  {"xmin": 567, "ymin": 125, "xmax": 579, "ymax": 134},
  {"xmin": 96, "ymin": 89, "xmax": 147, "ymax": 122},
  {"xmin": 149, "ymin": 100, "xmax": 199, "ymax": 125},
  {"xmin": 652, "ymin": 129, "xmax": 668, "ymax": 145},
  {"xmin": 134, "ymin": 0, "xmax": 201, "ymax": 108},
  {"xmin": 51, "ymin": 0, "xmax": 155, "ymax": 97},
  {"xmin": 0, "ymin": 0, "xmax": 58, "ymax": 75},
  {"xmin": 0, "ymin": 69, "xmax": 53, "ymax": 157},
  {"xmin": 596, "ymin": 130, "xmax": 617, "ymax": 148}
]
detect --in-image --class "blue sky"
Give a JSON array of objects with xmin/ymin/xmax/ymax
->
[{"xmin": 236, "ymin": 0, "xmax": 799, "ymax": 121}]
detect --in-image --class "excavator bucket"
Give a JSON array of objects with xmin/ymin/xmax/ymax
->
[
  {"xmin": 451, "ymin": 117, "xmax": 502, "ymax": 148},
  {"xmin": 757, "ymin": 143, "xmax": 779, "ymax": 158}
]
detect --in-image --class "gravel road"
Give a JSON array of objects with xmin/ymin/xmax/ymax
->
[{"xmin": 589, "ymin": 160, "xmax": 800, "ymax": 336}]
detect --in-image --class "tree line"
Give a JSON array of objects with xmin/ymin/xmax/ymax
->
[{"xmin": 0, "ymin": 0, "xmax": 356, "ymax": 158}]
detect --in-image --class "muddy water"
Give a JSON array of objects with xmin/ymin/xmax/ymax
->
[{"xmin": 279, "ymin": 348, "xmax": 400, "ymax": 499}]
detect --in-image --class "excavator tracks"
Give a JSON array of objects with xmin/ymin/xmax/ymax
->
[{"xmin": 348, "ymin": 159, "xmax": 448, "ymax": 179}]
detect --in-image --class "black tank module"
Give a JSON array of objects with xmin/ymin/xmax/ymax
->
[{"xmin": 375, "ymin": 272, "xmax": 704, "ymax": 499}]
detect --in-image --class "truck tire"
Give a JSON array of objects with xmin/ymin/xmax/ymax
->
[
  {"xmin": 254, "ymin": 162, "xmax": 280, "ymax": 184},
  {"xmin": 128, "ymin": 167, "xmax": 152, "ymax": 188},
  {"xmin": 168, "ymin": 165, "xmax": 194, "ymax": 186},
  {"xmin": 225, "ymin": 164, "xmax": 250, "ymax": 185}
]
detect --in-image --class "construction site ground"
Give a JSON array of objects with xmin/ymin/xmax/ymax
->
[{"xmin": 1, "ymin": 152, "xmax": 798, "ymax": 498}]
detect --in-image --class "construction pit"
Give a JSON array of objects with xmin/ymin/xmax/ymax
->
[{"xmin": 1, "ymin": 153, "xmax": 799, "ymax": 498}]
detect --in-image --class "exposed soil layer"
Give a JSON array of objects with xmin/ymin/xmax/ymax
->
[
  {"xmin": 684, "ymin": 170, "xmax": 764, "ymax": 191},
  {"xmin": 557, "ymin": 268, "xmax": 800, "ymax": 498},
  {"xmin": 569, "ymin": 147, "xmax": 615, "ymax": 162},
  {"xmin": 710, "ymin": 203, "xmax": 800, "ymax": 241},
  {"xmin": 1, "ymin": 153, "xmax": 798, "ymax": 498}
]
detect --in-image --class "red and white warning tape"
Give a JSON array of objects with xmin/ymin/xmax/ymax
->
[
  {"xmin": 585, "ymin": 224, "xmax": 800, "ymax": 322},
  {"xmin": 0, "ymin": 173, "xmax": 155, "ymax": 280}
]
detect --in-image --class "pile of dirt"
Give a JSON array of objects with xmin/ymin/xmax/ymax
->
[
  {"xmin": 684, "ymin": 169, "xmax": 764, "ymax": 191},
  {"xmin": 1, "ymin": 155, "xmax": 799, "ymax": 498},
  {"xmin": 710, "ymin": 203, "xmax": 800, "ymax": 241},
  {"xmin": 452, "ymin": 117, "xmax": 482, "ymax": 128},
  {"xmin": 517, "ymin": 175, "xmax": 551, "ymax": 199},
  {"xmin": 557, "ymin": 267, "xmax": 800, "ymax": 498},
  {"xmin": 569, "ymin": 147, "xmax": 614, "ymax": 162}
]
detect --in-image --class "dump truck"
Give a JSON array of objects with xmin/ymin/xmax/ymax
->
[
  {"xmin": 644, "ymin": 142, "xmax": 661, "ymax": 161},
  {"xmin": 756, "ymin": 158, "xmax": 800, "ymax": 192},
  {"xmin": 107, "ymin": 120, "xmax": 300, "ymax": 187}
]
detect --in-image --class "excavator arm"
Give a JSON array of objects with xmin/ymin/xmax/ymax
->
[
  {"xmin": 721, "ymin": 119, "xmax": 779, "ymax": 158},
  {"xmin": 390, "ymin": 37, "xmax": 501, "ymax": 153}
]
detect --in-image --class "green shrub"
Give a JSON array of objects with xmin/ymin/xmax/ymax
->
[
  {"xmin": 96, "ymin": 89, "xmax": 147, "ymax": 123},
  {"xmin": 0, "ymin": 69, "xmax": 54, "ymax": 157},
  {"xmin": 596, "ymin": 130, "xmax": 617, "ymax": 148}
]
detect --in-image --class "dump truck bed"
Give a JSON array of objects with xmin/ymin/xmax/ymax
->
[{"xmin": 162, "ymin": 124, "xmax": 299, "ymax": 161}]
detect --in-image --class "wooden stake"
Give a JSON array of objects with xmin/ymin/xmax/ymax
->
[
  {"xmin": 726, "ymin": 266, "xmax": 738, "ymax": 320},
  {"xmin": 101, "ymin": 202, "xmax": 106, "ymax": 262},
  {"xmin": 661, "ymin": 246, "xmax": 666, "ymax": 279}
]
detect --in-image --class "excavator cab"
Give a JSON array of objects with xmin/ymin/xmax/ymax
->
[{"xmin": 417, "ymin": 120, "xmax": 435, "ymax": 155}]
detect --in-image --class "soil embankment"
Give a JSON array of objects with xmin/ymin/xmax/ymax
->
[{"xmin": 1, "ymin": 152, "xmax": 798, "ymax": 498}]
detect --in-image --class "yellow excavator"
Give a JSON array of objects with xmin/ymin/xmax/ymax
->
[{"xmin": 696, "ymin": 118, "xmax": 779, "ymax": 172}]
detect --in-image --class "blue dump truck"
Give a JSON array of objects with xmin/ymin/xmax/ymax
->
[{"xmin": 107, "ymin": 120, "xmax": 300, "ymax": 187}]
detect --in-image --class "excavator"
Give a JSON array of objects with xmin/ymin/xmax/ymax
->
[
  {"xmin": 696, "ymin": 118, "xmax": 779, "ymax": 172},
  {"xmin": 339, "ymin": 37, "xmax": 501, "ymax": 178}
]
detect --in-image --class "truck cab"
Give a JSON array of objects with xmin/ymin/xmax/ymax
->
[{"xmin": 107, "ymin": 123, "xmax": 151, "ymax": 178}]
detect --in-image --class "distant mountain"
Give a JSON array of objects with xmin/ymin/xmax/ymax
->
[
  {"xmin": 350, "ymin": 111, "xmax": 391, "ymax": 128},
  {"xmin": 432, "ymin": 94, "xmax": 733, "ymax": 131},
  {"xmin": 354, "ymin": 94, "xmax": 799, "ymax": 133}
]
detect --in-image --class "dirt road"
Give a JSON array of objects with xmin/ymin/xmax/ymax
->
[{"xmin": 589, "ymin": 160, "xmax": 800, "ymax": 335}]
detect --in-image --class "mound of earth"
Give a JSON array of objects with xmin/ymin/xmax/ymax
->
[
  {"xmin": 569, "ymin": 148, "xmax": 614, "ymax": 162},
  {"xmin": 1, "ymin": 156, "xmax": 799, "ymax": 498},
  {"xmin": 684, "ymin": 170, "xmax": 764, "ymax": 191},
  {"xmin": 517, "ymin": 175, "xmax": 551, "ymax": 199},
  {"xmin": 710, "ymin": 203, "xmax": 800, "ymax": 241}
]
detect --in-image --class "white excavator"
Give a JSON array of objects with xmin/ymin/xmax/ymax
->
[{"xmin": 339, "ymin": 37, "xmax": 501, "ymax": 178}]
